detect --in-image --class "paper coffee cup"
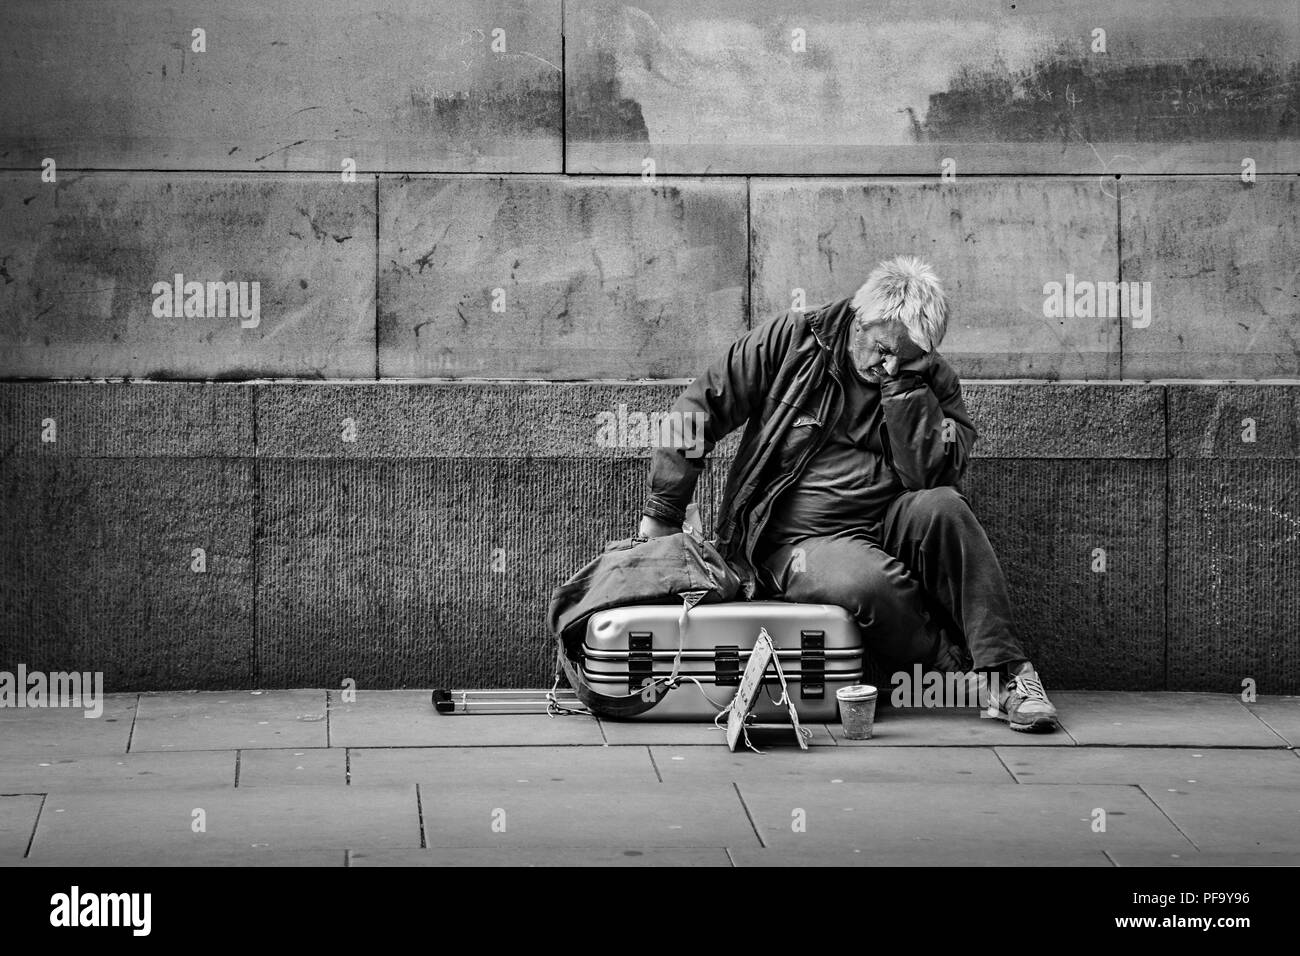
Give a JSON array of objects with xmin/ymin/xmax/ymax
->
[{"xmin": 836, "ymin": 684, "xmax": 879, "ymax": 740}]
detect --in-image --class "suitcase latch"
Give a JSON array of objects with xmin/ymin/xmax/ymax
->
[
  {"xmin": 801, "ymin": 630, "xmax": 825, "ymax": 699},
  {"xmin": 629, "ymin": 632, "xmax": 654, "ymax": 691},
  {"xmin": 714, "ymin": 645, "xmax": 740, "ymax": 686}
]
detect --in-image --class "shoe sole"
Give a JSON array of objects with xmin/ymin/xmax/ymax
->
[{"xmin": 993, "ymin": 710, "xmax": 1060, "ymax": 733}]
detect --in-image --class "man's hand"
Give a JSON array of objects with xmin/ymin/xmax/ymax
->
[
  {"xmin": 890, "ymin": 349, "xmax": 935, "ymax": 382},
  {"xmin": 637, "ymin": 514, "xmax": 681, "ymax": 539}
]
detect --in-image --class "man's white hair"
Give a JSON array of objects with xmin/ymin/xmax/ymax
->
[{"xmin": 850, "ymin": 255, "xmax": 949, "ymax": 352}]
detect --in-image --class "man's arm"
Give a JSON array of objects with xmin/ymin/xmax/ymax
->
[
  {"xmin": 878, "ymin": 351, "xmax": 977, "ymax": 490},
  {"xmin": 640, "ymin": 310, "xmax": 800, "ymax": 534}
]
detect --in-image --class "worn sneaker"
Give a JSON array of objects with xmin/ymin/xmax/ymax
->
[{"xmin": 990, "ymin": 663, "xmax": 1059, "ymax": 733}]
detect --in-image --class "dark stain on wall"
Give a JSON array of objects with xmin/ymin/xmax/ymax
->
[
  {"xmin": 566, "ymin": 48, "xmax": 650, "ymax": 143},
  {"xmin": 919, "ymin": 53, "xmax": 1300, "ymax": 142},
  {"xmin": 402, "ymin": 76, "xmax": 561, "ymax": 138}
]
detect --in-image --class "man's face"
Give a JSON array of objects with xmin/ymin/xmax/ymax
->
[{"xmin": 849, "ymin": 317, "xmax": 926, "ymax": 383}]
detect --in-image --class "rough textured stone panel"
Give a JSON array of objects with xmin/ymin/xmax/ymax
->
[
  {"xmin": 1167, "ymin": 460, "xmax": 1300, "ymax": 694},
  {"xmin": 0, "ymin": 0, "xmax": 562, "ymax": 172},
  {"xmin": 964, "ymin": 385, "xmax": 1165, "ymax": 458},
  {"xmin": 1168, "ymin": 386, "xmax": 1300, "ymax": 459},
  {"xmin": 255, "ymin": 457, "xmax": 730, "ymax": 688},
  {"xmin": 254, "ymin": 382, "xmax": 1164, "ymax": 460},
  {"xmin": 377, "ymin": 177, "xmax": 747, "ymax": 379},
  {"xmin": 0, "ymin": 458, "xmax": 254, "ymax": 690},
  {"xmin": 1121, "ymin": 177, "xmax": 1299, "ymax": 379},
  {"xmin": 963, "ymin": 459, "xmax": 1167, "ymax": 690},
  {"xmin": 0, "ymin": 173, "xmax": 376, "ymax": 379},
  {"xmin": 0, "ymin": 384, "xmax": 252, "ymax": 458},
  {"xmin": 751, "ymin": 179, "xmax": 1120, "ymax": 379},
  {"xmin": 566, "ymin": 0, "xmax": 1298, "ymax": 173},
  {"xmin": 254, "ymin": 382, "xmax": 749, "ymax": 458}
]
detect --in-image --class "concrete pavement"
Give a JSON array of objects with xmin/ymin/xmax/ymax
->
[{"xmin": 2, "ymin": 690, "xmax": 1299, "ymax": 867}]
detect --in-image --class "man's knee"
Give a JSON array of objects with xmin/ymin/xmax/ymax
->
[
  {"xmin": 783, "ymin": 539, "xmax": 916, "ymax": 621},
  {"xmin": 900, "ymin": 486, "xmax": 977, "ymax": 527}
]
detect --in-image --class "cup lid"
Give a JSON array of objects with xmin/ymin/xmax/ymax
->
[{"xmin": 836, "ymin": 684, "xmax": 878, "ymax": 700}]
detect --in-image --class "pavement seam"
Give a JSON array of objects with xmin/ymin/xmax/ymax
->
[
  {"xmin": 990, "ymin": 748, "xmax": 1020, "ymax": 783},
  {"xmin": 325, "ymin": 689, "xmax": 332, "ymax": 748},
  {"xmin": 124, "ymin": 693, "xmax": 141, "ymax": 753},
  {"xmin": 724, "ymin": 846, "xmax": 738, "ymax": 867},
  {"xmin": 345, "ymin": 748, "xmax": 352, "ymax": 785},
  {"xmin": 234, "ymin": 750, "xmax": 242, "ymax": 788},
  {"xmin": 646, "ymin": 746, "xmax": 662, "ymax": 783},
  {"xmin": 1134, "ymin": 782, "xmax": 1200, "ymax": 851},
  {"xmin": 732, "ymin": 782, "xmax": 766, "ymax": 849},
  {"xmin": 415, "ymin": 783, "xmax": 427, "ymax": 849},
  {"xmin": 23, "ymin": 793, "xmax": 47, "ymax": 859},
  {"xmin": 1238, "ymin": 705, "xmax": 1294, "ymax": 748},
  {"xmin": 1102, "ymin": 849, "xmax": 1120, "ymax": 867}
]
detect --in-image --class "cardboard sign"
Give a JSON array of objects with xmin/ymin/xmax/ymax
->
[{"xmin": 726, "ymin": 628, "xmax": 809, "ymax": 752}]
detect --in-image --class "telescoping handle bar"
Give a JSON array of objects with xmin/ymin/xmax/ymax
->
[{"xmin": 431, "ymin": 688, "xmax": 581, "ymax": 714}]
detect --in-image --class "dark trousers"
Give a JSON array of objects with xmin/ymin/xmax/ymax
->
[{"xmin": 757, "ymin": 486, "xmax": 1026, "ymax": 671}]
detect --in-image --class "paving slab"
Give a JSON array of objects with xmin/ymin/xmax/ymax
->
[
  {"xmin": 130, "ymin": 691, "xmax": 327, "ymax": 752},
  {"xmin": 327, "ymin": 692, "xmax": 605, "ymax": 747},
  {"xmin": 417, "ymin": 783, "xmax": 756, "ymax": 848},
  {"xmin": 736, "ymin": 782, "xmax": 1191, "ymax": 855},
  {"xmin": 1109, "ymin": 850, "xmax": 1300, "ymax": 867},
  {"xmin": 827, "ymin": 707, "xmax": 1076, "ymax": 747},
  {"xmin": 1051, "ymin": 692, "xmax": 1288, "ymax": 748},
  {"xmin": 599, "ymin": 720, "xmax": 835, "ymax": 747},
  {"xmin": 0, "ymin": 695, "xmax": 136, "ymax": 757},
  {"xmin": 997, "ymin": 747, "xmax": 1300, "ymax": 789},
  {"xmin": 237, "ymin": 749, "xmax": 347, "ymax": 787},
  {"xmin": 15, "ymin": 847, "xmax": 346, "ymax": 867},
  {"xmin": 0, "ymin": 752, "xmax": 234, "ymax": 793},
  {"xmin": 349, "ymin": 746, "xmax": 656, "ymax": 787},
  {"xmin": 28, "ymin": 786, "xmax": 418, "ymax": 858},
  {"xmin": 653, "ymin": 746, "xmax": 1012, "ymax": 785},
  {"xmin": 730, "ymin": 847, "xmax": 1114, "ymax": 867},
  {"xmin": 0, "ymin": 795, "xmax": 42, "ymax": 861},
  {"xmin": 1244, "ymin": 697, "xmax": 1300, "ymax": 747},
  {"xmin": 349, "ymin": 847, "xmax": 731, "ymax": 867},
  {"xmin": 1140, "ymin": 785, "xmax": 1300, "ymax": 852}
]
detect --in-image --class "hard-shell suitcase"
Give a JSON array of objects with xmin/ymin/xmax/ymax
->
[{"xmin": 580, "ymin": 601, "xmax": 863, "ymax": 721}]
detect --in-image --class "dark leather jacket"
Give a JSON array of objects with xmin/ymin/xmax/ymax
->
[{"xmin": 642, "ymin": 296, "xmax": 978, "ymax": 596}]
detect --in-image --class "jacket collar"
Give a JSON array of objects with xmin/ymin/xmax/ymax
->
[
  {"xmin": 806, "ymin": 296, "xmax": 857, "ymax": 354},
  {"xmin": 806, "ymin": 296, "xmax": 856, "ymax": 383}
]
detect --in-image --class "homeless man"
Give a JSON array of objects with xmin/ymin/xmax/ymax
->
[{"xmin": 636, "ymin": 255, "xmax": 1059, "ymax": 733}]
